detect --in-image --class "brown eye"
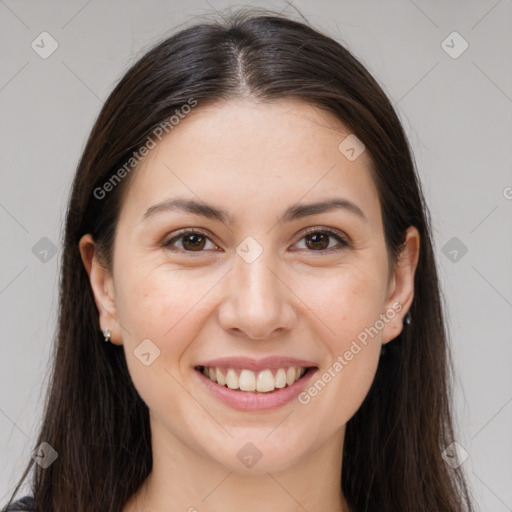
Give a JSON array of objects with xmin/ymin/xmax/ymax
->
[
  {"xmin": 163, "ymin": 229, "xmax": 216, "ymax": 252},
  {"xmin": 304, "ymin": 232, "xmax": 330, "ymax": 250},
  {"xmin": 293, "ymin": 228, "xmax": 350, "ymax": 252},
  {"xmin": 181, "ymin": 233, "xmax": 206, "ymax": 251}
]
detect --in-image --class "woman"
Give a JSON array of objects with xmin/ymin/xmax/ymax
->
[{"xmin": 3, "ymin": 7, "xmax": 476, "ymax": 512}]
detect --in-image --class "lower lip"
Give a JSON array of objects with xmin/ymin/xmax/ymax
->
[{"xmin": 194, "ymin": 367, "xmax": 318, "ymax": 412}]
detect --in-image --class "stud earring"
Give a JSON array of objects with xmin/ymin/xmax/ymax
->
[
  {"xmin": 102, "ymin": 329, "xmax": 112, "ymax": 343},
  {"xmin": 404, "ymin": 312, "xmax": 411, "ymax": 325}
]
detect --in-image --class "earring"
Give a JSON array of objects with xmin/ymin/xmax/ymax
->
[
  {"xmin": 404, "ymin": 312, "xmax": 411, "ymax": 325},
  {"xmin": 102, "ymin": 329, "xmax": 112, "ymax": 343}
]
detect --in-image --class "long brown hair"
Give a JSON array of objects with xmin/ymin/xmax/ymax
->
[{"xmin": 3, "ymin": 7, "xmax": 476, "ymax": 512}]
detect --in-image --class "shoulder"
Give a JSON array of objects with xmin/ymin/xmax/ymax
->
[{"xmin": 1, "ymin": 495, "xmax": 36, "ymax": 511}]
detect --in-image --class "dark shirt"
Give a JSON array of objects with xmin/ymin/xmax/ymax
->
[{"xmin": 1, "ymin": 495, "xmax": 36, "ymax": 511}]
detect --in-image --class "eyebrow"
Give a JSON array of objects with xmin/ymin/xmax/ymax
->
[{"xmin": 141, "ymin": 197, "xmax": 368, "ymax": 224}]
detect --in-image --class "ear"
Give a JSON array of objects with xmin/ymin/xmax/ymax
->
[
  {"xmin": 381, "ymin": 226, "xmax": 420, "ymax": 344},
  {"xmin": 78, "ymin": 233, "xmax": 123, "ymax": 345}
]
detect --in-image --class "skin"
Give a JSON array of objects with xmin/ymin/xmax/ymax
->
[{"xmin": 79, "ymin": 98, "xmax": 420, "ymax": 512}]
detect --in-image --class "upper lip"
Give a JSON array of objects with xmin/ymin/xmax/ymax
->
[{"xmin": 195, "ymin": 356, "xmax": 318, "ymax": 372}]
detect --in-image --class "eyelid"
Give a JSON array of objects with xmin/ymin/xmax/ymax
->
[
  {"xmin": 162, "ymin": 226, "xmax": 351, "ymax": 253},
  {"xmin": 299, "ymin": 225, "xmax": 350, "ymax": 241}
]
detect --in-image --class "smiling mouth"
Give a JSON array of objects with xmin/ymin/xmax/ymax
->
[{"xmin": 194, "ymin": 365, "xmax": 317, "ymax": 393}]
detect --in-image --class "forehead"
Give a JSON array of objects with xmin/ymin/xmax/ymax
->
[{"xmin": 118, "ymin": 98, "xmax": 381, "ymax": 228}]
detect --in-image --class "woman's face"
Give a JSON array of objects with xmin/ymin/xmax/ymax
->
[{"xmin": 80, "ymin": 98, "xmax": 419, "ymax": 474}]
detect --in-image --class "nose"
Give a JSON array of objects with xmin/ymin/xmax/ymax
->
[{"xmin": 217, "ymin": 247, "xmax": 298, "ymax": 340}]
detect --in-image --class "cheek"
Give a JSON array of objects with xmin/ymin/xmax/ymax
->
[
  {"xmin": 115, "ymin": 266, "xmax": 220, "ymax": 375},
  {"xmin": 292, "ymin": 266, "xmax": 385, "ymax": 422},
  {"xmin": 115, "ymin": 268, "xmax": 220, "ymax": 420},
  {"xmin": 116, "ymin": 263, "xmax": 219, "ymax": 336},
  {"xmin": 295, "ymin": 263, "xmax": 386, "ymax": 348}
]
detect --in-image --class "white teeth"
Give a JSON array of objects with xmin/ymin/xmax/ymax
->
[
  {"xmin": 275, "ymin": 368, "xmax": 287, "ymax": 389},
  {"xmin": 200, "ymin": 366, "xmax": 308, "ymax": 393},
  {"xmin": 226, "ymin": 368, "xmax": 238, "ymax": 390},
  {"xmin": 239, "ymin": 369, "xmax": 256, "ymax": 391},
  {"xmin": 286, "ymin": 367, "xmax": 297, "ymax": 386},
  {"xmin": 256, "ymin": 369, "xmax": 274, "ymax": 392},
  {"xmin": 216, "ymin": 367, "xmax": 226, "ymax": 386}
]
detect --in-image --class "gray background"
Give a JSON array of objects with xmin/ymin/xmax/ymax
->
[{"xmin": 1, "ymin": 0, "xmax": 511, "ymax": 510}]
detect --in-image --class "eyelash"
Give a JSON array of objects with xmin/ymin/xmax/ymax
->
[{"xmin": 162, "ymin": 227, "xmax": 351, "ymax": 254}]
